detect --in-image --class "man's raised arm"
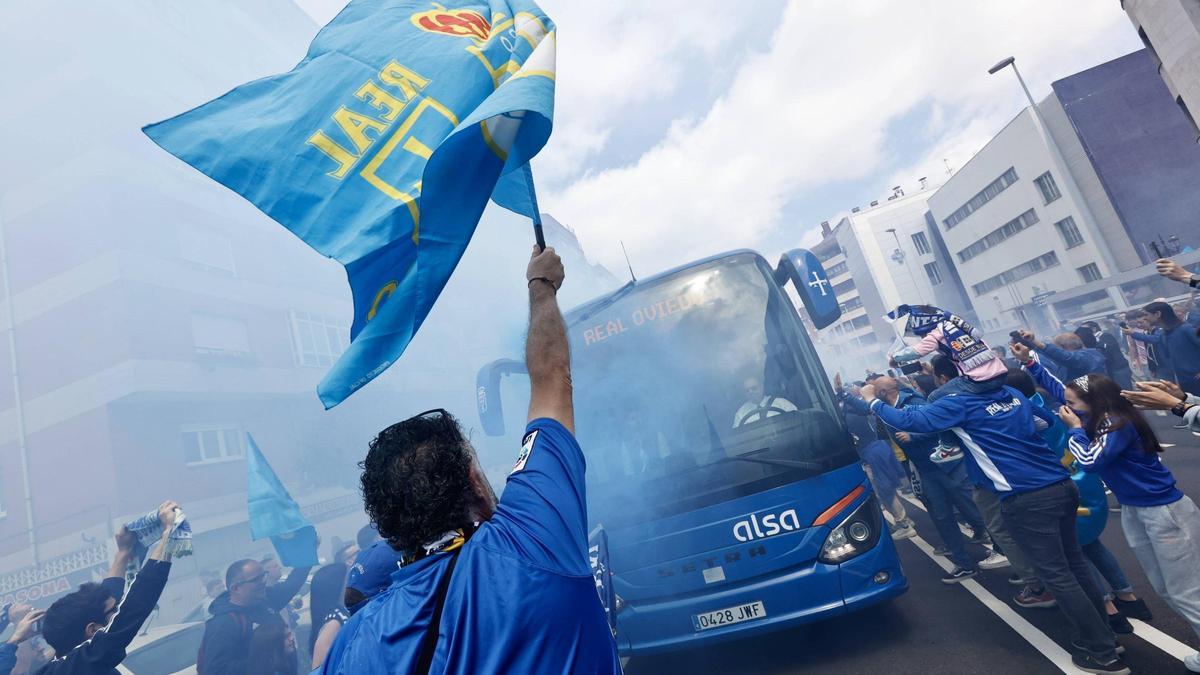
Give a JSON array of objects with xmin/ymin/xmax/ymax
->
[{"xmin": 525, "ymin": 246, "xmax": 573, "ymax": 434}]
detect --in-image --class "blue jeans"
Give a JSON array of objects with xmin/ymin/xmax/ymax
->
[
  {"xmin": 1083, "ymin": 539, "xmax": 1133, "ymax": 601},
  {"xmin": 918, "ymin": 460, "xmax": 987, "ymax": 569},
  {"xmin": 1001, "ymin": 480, "xmax": 1117, "ymax": 661}
]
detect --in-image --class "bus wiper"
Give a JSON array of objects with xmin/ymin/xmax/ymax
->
[{"xmin": 725, "ymin": 456, "xmax": 825, "ymax": 472}]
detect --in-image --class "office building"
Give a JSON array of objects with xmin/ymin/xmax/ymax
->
[
  {"xmin": 1123, "ymin": 0, "xmax": 1200, "ymax": 140},
  {"xmin": 809, "ymin": 187, "xmax": 974, "ymax": 378}
]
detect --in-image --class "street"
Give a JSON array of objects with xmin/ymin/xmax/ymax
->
[{"xmin": 626, "ymin": 414, "xmax": 1200, "ymax": 674}]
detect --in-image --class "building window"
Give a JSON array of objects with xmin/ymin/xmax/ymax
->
[
  {"xmin": 191, "ymin": 314, "xmax": 251, "ymax": 356},
  {"xmin": 179, "ymin": 226, "xmax": 236, "ymax": 275},
  {"xmin": 911, "ymin": 232, "xmax": 931, "ymax": 255},
  {"xmin": 924, "ymin": 262, "xmax": 943, "ymax": 285},
  {"xmin": 825, "ymin": 261, "xmax": 849, "ymax": 278},
  {"xmin": 1033, "ymin": 171, "xmax": 1062, "ymax": 204},
  {"xmin": 957, "ymin": 209, "xmax": 1040, "ymax": 262},
  {"xmin": 832, "ymin": 279, "xmax": 856, "ymax": 296},
  {"xmin": 850, "ymin": 315, "xmax": 871, "ymax": 330},
  {"xmin": 839, "ymin": 296, "xmax": 863, "ymax": 313},
  {"xmin": 943, "ymin": 167, "xmax": 1018, "ymax": 229},
  {"xmin": 182, "ymin": 425, "xmax": 245, "ymax": 465},
  {"xmin": 1077, "ymin": 263, "xmax": 1103, "ymax": 283},
  {"xmin": 290, "ymin": 310, "xmax": 349, "ymax": 368},
  {"xmin": 972, "ymin": 251, "xmax": 1061, "ymax": 296},
  {"xmin": 1054, "ymin": 216, "xmax": 1085, "ymax": 249}
]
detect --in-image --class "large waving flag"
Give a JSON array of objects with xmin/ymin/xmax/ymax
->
[
  {"xmin": 144, "ymin": 0, "xmax": 556, "ymax": 407},
  {"xmin": 246, "ymin": 434, "xmax": 319, "ymax": 568}
]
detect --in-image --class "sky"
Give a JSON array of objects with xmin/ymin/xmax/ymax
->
[{"xmin": 297, "ymin": 0, "xmax": 1144, "ymax": 276}]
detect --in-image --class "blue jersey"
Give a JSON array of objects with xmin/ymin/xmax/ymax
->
[
  {"xmin": 869, "ymin": 386, "xmax": 1068, "ymax": 497},
  {"xmin": 319, "ymin": 418, "xmax": 621, "ymax": 674},
  {"xmin": 1025, "ymin": 359, "xmax": 1183, "ymax": 507}
]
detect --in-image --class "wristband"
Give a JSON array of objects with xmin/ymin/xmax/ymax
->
[
  {"xmin": 1189, "ymin": 275, "xmax": 1200, "ymax": 288},
  {"xmin": 528, "ymin": 277, "xmax": 556, "ymax": 291},
  {"xmin": 1173, "ymin": 401, "xmax": 1194, "ymax": 418}
]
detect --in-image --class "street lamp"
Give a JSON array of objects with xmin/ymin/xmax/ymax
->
[
  {"xmin": 988, "ymin": 57, "xmax": 1036, "ymax": 108},
  {"xmin": 986, "ymin": 54, "xmax": 1121, "ymax": 292}
]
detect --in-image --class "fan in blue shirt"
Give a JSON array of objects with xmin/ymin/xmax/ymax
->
[
  {"xmin": 1017, "ymin": 348, "xmax": 1181, "ymax": 508},
  {"xmin": 318, "ymin": 247, "xmax": 620, "ymax": 675}
]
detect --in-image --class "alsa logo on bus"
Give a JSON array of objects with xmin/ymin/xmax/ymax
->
[{"xmin": 732, "ymin": 508, "xmax": 802, "ymax": 542}]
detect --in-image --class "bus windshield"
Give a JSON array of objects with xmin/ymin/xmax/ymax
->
[{"xmin": 569, "ymin": 253, "xmax": 857, "ymax": 529}]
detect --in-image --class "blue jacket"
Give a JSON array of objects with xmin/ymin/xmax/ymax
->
[
  {"xmin": 319, "ymin": 419, "xmax": 621, "ymax": 675},
  {"xmin": 844, "ymin": 388, "xmax": 937, "ymax": 470},
  {"xmin": 1131, "ymin": 324, "xmax": 1200, "ymax": 380},
  {"xmin": 1036, "ymin": 342, "xmax": 1107, "ymax": 380},
  {"xmin": 1025, "ymin": 360, "xmax": 1183, "ymax": 507},
  {"xmin": 868, "ymin": 387, "xmax": 1068, "ymax": 497}
]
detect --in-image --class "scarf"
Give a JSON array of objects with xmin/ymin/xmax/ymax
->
[{"xmin": 125, "ymin": 507, "xmax": 193, "ymax": 559}]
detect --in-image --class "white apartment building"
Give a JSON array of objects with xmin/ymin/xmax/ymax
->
[
  {"xmin": 810, "ymin": 187, "xmax": 974, "ymax": 378},
  {"xmin": 1124, "ymin": 0, "xmax": 1200, "ymax": 141},
  {"xmin": 927, "ymin": 106, "xmax": 1128, "ymax": 340}
]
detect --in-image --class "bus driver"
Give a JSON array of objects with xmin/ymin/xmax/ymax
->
[{"xmin": 733, "ymin": 376, "xmax": 798, "ymax": 428}]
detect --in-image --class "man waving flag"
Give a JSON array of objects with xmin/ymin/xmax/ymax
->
[{"xmin": 144, "ymin": 0, "xmax": 555, "ymax": 407}]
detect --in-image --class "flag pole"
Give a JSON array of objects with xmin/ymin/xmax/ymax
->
[{"xmin": 523, "ymin": 164, "xmax": 546, "ymax": 251}]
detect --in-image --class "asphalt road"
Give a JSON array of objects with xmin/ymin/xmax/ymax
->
[{"xmin": 625, "ymin": 413, "xmax": 1200, "ymax": 674}]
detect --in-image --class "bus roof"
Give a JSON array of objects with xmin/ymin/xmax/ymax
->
[{"xmin": 565, "ymin": 248, "xmax": 765, "ymax": 325}]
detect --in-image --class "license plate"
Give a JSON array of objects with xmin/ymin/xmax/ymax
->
[{"xmin": 691, "ymin": 601, "xmax": 766, "ymax": 632}]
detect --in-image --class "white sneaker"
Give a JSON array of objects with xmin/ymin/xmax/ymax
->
[
  {"xmin": 891, "ymin": 521, "xmax": 917, "ymax": 541},
  {"xmin": 1184, "ymin": 652, "xmax": 1200, "ymax": 673},
  {"xmin": 978, "ymin": 551, "xmax": 1010, "ymax": 570}
]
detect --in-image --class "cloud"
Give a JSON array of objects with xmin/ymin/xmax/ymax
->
[
  {"xmin": 543, "ymin": 0, "xmax": 1142, "ymax": 274},
  {"xmin": 533, "ymin": 0, "xmax": 781, "ymax": 187}
]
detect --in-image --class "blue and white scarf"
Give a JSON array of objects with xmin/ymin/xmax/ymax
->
[
  {"xmin": 125, "ymin": 508, "xmax": 193, "ymax": 559},
  {"xmin": 887, "ymin": 304, "xmax": 949, "ymax": 337}
]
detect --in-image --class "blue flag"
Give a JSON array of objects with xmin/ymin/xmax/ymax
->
[
  {"xmin": 144, "ymin": 0, "xmax": 556, "ymax": 407},
  {"xmin": 246, "ymin": 434, "xmax": 318, "ymax": 567}
]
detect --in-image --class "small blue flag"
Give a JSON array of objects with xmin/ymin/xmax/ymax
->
[
  {"xmin": 246, "ymin": 434, "xmax": 319, "ymax": 568},
  {"xmin": 144, "ymin": 0, "xmax": 556, "ymax": 407}
]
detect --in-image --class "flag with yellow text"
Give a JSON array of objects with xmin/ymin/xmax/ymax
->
[{"xmin": 144, "ymin": 0, "xmax": 555, "ymax": 407}]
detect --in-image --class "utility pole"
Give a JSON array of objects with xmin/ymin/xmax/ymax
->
[{"xmin": 0, "ymin": 202, "xmax": 38, "ymax": 565}]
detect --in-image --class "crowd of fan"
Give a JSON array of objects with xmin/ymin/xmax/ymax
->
[
  {"xmin": 835, "ymin": 258, "xmax": 1200, "ymax": 675},
  {"xmin": 0, "ymin": 246, "xmax": 613, "ymax": 675}
]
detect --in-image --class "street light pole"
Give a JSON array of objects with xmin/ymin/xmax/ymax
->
[
  {"xmin": 987, "ymin": 55, "xmax": 1122, "ymax": 292},
  {"xmin": 0, "ymin": 202, "xmax": 38, "ymax": 565}
]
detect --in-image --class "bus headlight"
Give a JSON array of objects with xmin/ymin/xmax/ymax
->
[{"xmin": 819, "ymin": 494, "xmax": 881, "ymax": 564}]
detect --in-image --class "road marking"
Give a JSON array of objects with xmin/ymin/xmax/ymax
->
[
  {"xmin": 1160, "ymin": 443, "xmax": 1176, "ymax": 448},
  {"xmin": 900, "ymin": 493, "xmax": 1195, "ymax": 668},
  {"xmin": 897, "ymin": 494, "xmax": 1084, "ymax": 672},
  {"xmin": 902, "ymin": 521, "xmax": 1084, "ymax": 673},
  {"xmin": 1130, "ymin": 619, "xmax": 1193, "ymax": 662}
]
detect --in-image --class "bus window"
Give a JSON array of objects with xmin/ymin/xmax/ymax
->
[{"xmin": 568, "ymin": 253, "xmax": 857, "ymax": 529}]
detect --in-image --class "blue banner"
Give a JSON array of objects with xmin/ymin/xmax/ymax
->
[
  {"xmin": 144, "ymin": 0, "xmax": 556, "ymax": 407},
  {"xmin": 246, "ymin": 434, "xmax": 318, "ymax": 567}
]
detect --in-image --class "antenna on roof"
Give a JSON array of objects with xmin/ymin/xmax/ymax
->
[
  {"xmin": 943, "ymin": 158, "xmax": 953, "ymax": 175},
  {"xmin": 620, "ymin": 241, "xmax": 637, "ymax": 283}
]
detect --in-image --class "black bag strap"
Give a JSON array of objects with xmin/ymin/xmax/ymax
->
[{"xmin": 414, "ymin": 549, "xmax": 461, "ymax": 675}]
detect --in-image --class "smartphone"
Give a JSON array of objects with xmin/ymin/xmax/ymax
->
[
  {"xmin": 899, "ymin": 361, "xmax": 923, "ymax": 375},
  {"xmin": 1118, "ymin": 321, "xmax": 1128, "ymax": 329},
  {"xmin": 33, "ymin": 617, "xmax": 43, "ymax": 635}
]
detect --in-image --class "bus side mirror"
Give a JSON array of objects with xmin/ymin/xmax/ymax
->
[
  {"xmin": 775, "ymin": 248, "xmax": 841, "ymax": 329},
  {"xmin": 476, "ymin": 358, "xmax": 528, "ymax": 436}
]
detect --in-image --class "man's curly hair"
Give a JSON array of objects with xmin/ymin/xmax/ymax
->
[{"xmin": 360, "ymin": 410, "xmax": 475, "ymax": 553}]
